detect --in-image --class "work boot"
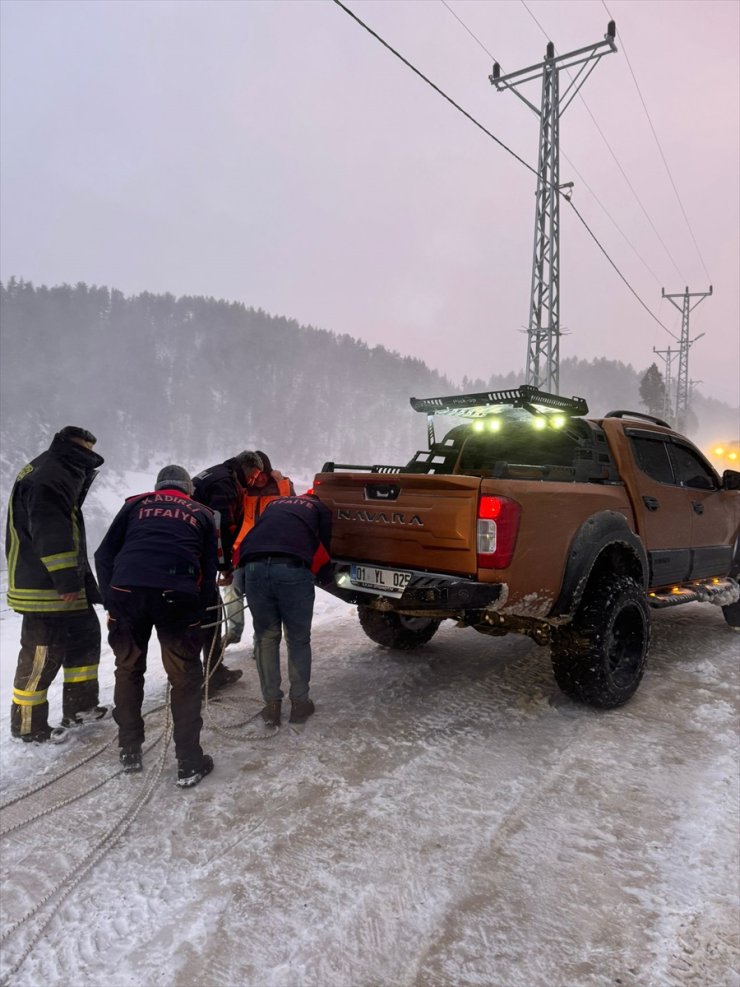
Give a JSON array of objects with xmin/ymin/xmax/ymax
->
[
  {"xmin": 60, "ymin": 705, "xmax": 108, "ymax": 728},
  {"xmin": 11, "ymin": 728, "xmax": 53, "ymax": 744},
  {"xmin": 177, "ymin": 753, "xmax": 214, "ymax": 788},
  {"xmin": 260, "ymin": 700, "xmax": 282, "ymax": 727},
  {"xmin": 119, "ymin": 744, "xmax": 143, "ymax": 773},
  {"xmin": 206, "ymin": 667, "xmax": 243, "ymax": 692},
  {"xmin": 289, "ymin": 698, "xmax": 315, "ymax": 724},
  {"xmin": 223, "ymin": 631, "xmax": 242, "ymax": 648}
]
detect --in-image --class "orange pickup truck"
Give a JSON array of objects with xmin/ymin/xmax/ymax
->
[{"xmin": 313, "ymin": 386, "xmax": 740, "ymax": 709}]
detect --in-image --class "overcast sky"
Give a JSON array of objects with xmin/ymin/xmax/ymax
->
[{"xmin": 1, "ymin": 0, "xmax": 738, "ymax": 406}]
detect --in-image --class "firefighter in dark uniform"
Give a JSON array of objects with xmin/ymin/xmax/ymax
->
[
  {"xmin": 6, "ymin": 425, "xmax": 106, "ymax": 743},
  {"xmin": 192, "ymin": 450, "xmax": 262, "ymax": 689},
  {"xmin": 238, "ymin": 495, "xmax": 332, "ymax": 727},
  {"xmin": 94, "ymin": 465, "xmax": 217, "ymax": 787}
]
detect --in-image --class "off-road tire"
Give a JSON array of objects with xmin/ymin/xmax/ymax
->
[
  {"xmin": 550, "ymin": 575, "xmax": 650, "ymax": 709},
  {"xmin": 721, "ymin": 600, "xmax": 740, "ymax": 629},
  {"xmin": 357, "ymin": 606, "xmax": 441, "ymax": 650}
]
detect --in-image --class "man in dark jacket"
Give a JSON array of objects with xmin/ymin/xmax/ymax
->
[
  {"xmin": 238, "ymin": 494, "xmax": 332, "ymax": 727},
  {"xmin": 192, "ymin": 450, "xmax": 262, "ymax": 690},
  {"xmin": 94, "ymin": 465, "xmax": 216, "ymax": 787},
  {"xmin": 6, "ymin": 426, "xmax": 106, "ymax": 743}
]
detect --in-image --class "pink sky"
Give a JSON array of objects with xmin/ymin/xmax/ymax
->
[{"xmin": 1, "ymin": 0, "xmax": 738, "ymax": 405}]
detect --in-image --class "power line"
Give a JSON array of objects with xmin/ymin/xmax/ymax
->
[
  {"xmin": 601, "ymin": 0, "xmax": 713, "ymax": 283},
  {"xmin": 439, "ymin": 0, "xmax": 498, "ymax": 63},
  {"xmin": 331, "ymin": 0, "xmax": 677, "ymax": 340},
  {"xmin": 332, "ymin": 0, "xmax": 537, "ymax": 180},
  {"xmin": 556, "ymin": 155, "xmax": 663, "ymax": 285},
  {"xmin": 566, "ymin": 199, "xmax": 678, "ymax": 339},
  {"xmin": 439, "ymin": 0, "xmax": 664, "ymax": 286},
  {"xmin": 519, "ymin": 0, "xmax": 687, "ymax": 283}
]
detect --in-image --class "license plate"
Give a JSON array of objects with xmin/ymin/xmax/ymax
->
[{"xmin": 350, "ymin": 564, "xmax": 412, "ymax": 596}]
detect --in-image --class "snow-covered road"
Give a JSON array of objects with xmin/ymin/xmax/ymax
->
[{"xmin": 1, "ymin": 595, "xmax": 738, "ymax": 987}]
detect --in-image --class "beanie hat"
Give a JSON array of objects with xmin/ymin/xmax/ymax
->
[
  {"xmin": 155, "ymin": 464, "xmax": 193, "ymax": 495},
  {"xmin": 255, "ymin": 450, "xmax": 272, "ymax": 474},
  {"xmin": 57, "ymin": 425, "xmax": 97, "ymax": 445}
]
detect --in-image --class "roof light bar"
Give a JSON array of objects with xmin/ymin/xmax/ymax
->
[{"xmin": 410, "ymin": 385, "xmax": 588, "ymax": 419}]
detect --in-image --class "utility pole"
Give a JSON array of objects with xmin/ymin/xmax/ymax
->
[
  {"xmin": 652, "ymin": 344, "xmax": 678, "ymax": 423},
  {"xmin": 490, "ymin": 22, "xmax": 617, "ymax": 394},
  {"xmin": 661, "ymin": 286, "xmax": 711, "ymax": 431}
]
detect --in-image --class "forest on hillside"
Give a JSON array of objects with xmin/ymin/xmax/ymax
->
[{"xmin": 1, "ymin": 279, "xmax": 736, "ymax": 491}]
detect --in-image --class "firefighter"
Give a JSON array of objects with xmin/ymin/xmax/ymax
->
[
  {"xmin": 222, "ymin": 450, "xmax": 295, "ymax": 648},
  {"xmin": 237, "ymin": 494, "xmax": 332, "ymax": 727},
  {"xmin": 191, "ymin": 450, "xmax": 263, "ymax": 689},
  {"xmin": 94, "ymin": 465, "xmax": 216, "ymax": 786},
  {"xmin": 6, "ymin": 425, "xmax": 107, "ymax": 742}
]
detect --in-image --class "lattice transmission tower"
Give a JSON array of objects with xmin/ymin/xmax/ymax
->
[
  {"xmin": 661, "ymin": 285, "xmax": 711, "ymax": 430},
  {"xmin": 490, "ymin": 22, "xmax": 617, "ymax": 394},
  {"xmin": 652, "ymin": 344, "xmax": 678, "ymax": 423}
]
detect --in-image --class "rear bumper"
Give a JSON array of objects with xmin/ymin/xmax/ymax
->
[{"xmin": 323, "ymin": 560, "xmax": 503, "ymax": 611}]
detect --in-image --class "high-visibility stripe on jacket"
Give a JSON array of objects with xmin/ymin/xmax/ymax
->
[
  {"xmin": 231, "ymin": 476, "xmax": 293, "ymax": 568},
  {"xmin": 5, "ymin": 436, "xmax": 104, "ymax": 614}
]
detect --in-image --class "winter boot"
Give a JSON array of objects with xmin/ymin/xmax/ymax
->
[
  {"xmin": 11, "ymin": 728, "xmax": 53, "ymax": 744},
  {"xmin": 206, "ymin": 667, "xmax": 243, "ymax": 692},
  {"xmin": 260, "ymin": 700, "xmax": 282, "ymax": 727},
  {"xmin": 289, "ymin": 698, "xmax": 315, "ymax": 724},
  {"xmin": 60, "ymin": 705, "xmax": 108, "ymax": 729},
  {"xmin": 119, "ymin": 744, "xmax": 143, "ymax": 773},
  {"xmin": 177, "ymin": 753, "xmax": 214, "ymax": 789}
]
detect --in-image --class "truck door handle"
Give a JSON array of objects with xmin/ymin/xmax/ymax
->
[
  {"xmin": 642, "ymin": 496, "xmax": 660, "ymax": 512},
  {"xmin": 691, "ymin": 501, "xmax": 704, "ymax": 515},
  {"xmin": 365, "ymin": 483, "xmax": 400, "ymax": 501}
]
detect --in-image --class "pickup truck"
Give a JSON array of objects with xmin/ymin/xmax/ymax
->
[{"xmin": 313, "ymin": 386, "xmax": 740, "ymax": 709}]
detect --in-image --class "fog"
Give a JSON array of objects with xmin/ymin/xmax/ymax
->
[{"xmin": 1, "ymin": 0, "xmax": 738, "ymax": 407}]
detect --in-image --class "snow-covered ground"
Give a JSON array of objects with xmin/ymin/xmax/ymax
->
[{"xmin": 1, "ymin": 584, "xmax": 738, "ymax": 986}]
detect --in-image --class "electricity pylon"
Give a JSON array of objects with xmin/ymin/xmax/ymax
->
[
  {"xmin": 490, "ymin": 22, "xmax": 617, "ymax": 394},
  {"xmin": 652, "ymin": 344, "xmax": 678, "ymax": 423},
  {"xmin": 661, "ymin": 286, "xmax": 711, "ymax": 431}
]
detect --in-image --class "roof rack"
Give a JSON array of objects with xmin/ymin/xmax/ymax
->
[
  {"xmin": 410, "ymin": 385, "xmax": 589, "ymax": 449},
  {"xmin": 604, "ymin": 410, "xmax": 670, "ymax": 428},
  {"xmin": 410, "ymin": 385, "xmax": 589, "ymax": 419}
]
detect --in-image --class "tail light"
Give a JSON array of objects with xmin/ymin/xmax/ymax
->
[{"xmin": 477, "ymin": 495, "xmax": 521, "ymax": 569}]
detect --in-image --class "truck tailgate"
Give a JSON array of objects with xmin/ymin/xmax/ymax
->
[{"xmin": 314, "ymin": 472, "xmax": 481, "ymax": 575}]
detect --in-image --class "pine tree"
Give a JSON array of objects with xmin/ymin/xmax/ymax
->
[{"xmin": 639, "ymin": 364, "xmax": 666, "ymax": 418}]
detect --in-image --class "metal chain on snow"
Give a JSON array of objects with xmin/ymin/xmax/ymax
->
[
  {"xmin": 0, "ymin": 702, "xmax": 167, "ymax": 813},
  {"xmin": 0, "ymin": 699, "xmax": 173, "ymax": 986},
  {"xmin": 0, "ymin": 731, "xmax": 167, "ymax": 839},
  {"xmin": 0, "ymin": 737, "xmax": 115, "ymax": 812},
  {"xmin": 205, "ymin": 695, "xmax": 280, "ymax": 741}
]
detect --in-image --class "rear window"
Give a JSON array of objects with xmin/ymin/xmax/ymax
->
[
  {"xmin": 406, "ymin": 414, "xmax": 618, "ymax": 482},
  {"xmin": 459, "ymin": 423, "xmax": 578, "ymax": 471}
]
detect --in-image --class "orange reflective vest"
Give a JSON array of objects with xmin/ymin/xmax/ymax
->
[{"xmin": 231, "ymin": 476, "xmax": 293, "ymax": 568}]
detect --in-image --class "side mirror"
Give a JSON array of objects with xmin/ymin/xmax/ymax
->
[{"xmin": 722, "ymin": 469, "xmax": 740, "ymax": 491}]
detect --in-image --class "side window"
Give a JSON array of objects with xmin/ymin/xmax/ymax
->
[
  {"xmin": 669, "ymin": 444, "xmax": 719, "ymax": 490},
  {"xmin": 630, "ymin": 436, "xmax": 674, "ymax": 484}
]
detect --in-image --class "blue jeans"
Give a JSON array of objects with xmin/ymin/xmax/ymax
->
[{"xmin": 243, "ymin": 561, "xmax": 316, "ymax": 702}]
